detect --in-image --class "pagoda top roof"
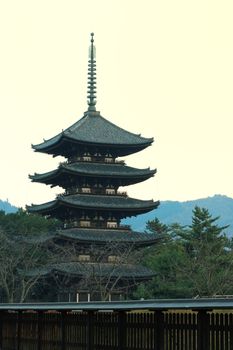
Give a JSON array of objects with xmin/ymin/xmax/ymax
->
[
  {"xmin": 32, "ymin": 111, "xmax": 153, "ymax": 156},
  {"xmin": 30, "ymin": 162, "xmax": 156, "ymax": 182},
  {"xmin": 27, "ymin": 194, "xmax": 158, "ymax": 215},
  {"xmin": 29, "ymin": 262, "xmax": 155, "ymax": 279},
  {"xmin": 30, "ymin": 228, "xmax": 161, "ymax": 247}
]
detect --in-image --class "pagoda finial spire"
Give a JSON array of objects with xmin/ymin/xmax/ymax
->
[{"xmin": 87, "ymin": 32, "xmax": 97, "ymax": 112}]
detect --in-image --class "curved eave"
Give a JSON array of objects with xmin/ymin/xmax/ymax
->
[
  {"xmin": 28, "ymin": 229, "xmax": 161, "ymax": 247},
  {"xmin": 32, "ymin": 136, "xmax": 153, "ymax": 157},
  {"xmin": 55, "ymin": 229, "xmax": 161, "ymax": 247},
  {"xmin": 31, "ymin": 263, "xmax": 155, "ymax": 280},
  {"xmin": 27, "ymin": 196, "xmax": 159, "ymax": 216},
  {"xmin": 29, "ymin": 165, "xmax": 156, "ymax": 186},
  {"xmin": 31, "ymin": 112, "xmax": 153, "ymax": 157}
]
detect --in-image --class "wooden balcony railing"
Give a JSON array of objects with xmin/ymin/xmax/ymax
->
[
  {"xmin": 63, "ymin": 222, "xmax": 131, "ymax": 230},
  {"xmin": 1, "ymin": 299, "xmax": 233, "ymax": 350},
  {"xmin": 62, "ymin": 157, "xmax": 125, "ymax": 165},
  {"xmin": 61, "ymin": 189, "xmax": 128, "ymax": 197}
]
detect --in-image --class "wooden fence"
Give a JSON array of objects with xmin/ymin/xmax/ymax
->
[{"xmin": 0, "ymin": 299, "xmax": 233, "ymax": 349}]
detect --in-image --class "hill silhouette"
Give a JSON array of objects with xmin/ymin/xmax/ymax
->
[
  {"xmin": 0, "ymin": 200, "xmax": 18, "ymax": 213},
  {"xmin": 123, "ymin": 194, "xmax": 233, "ymax": 236}
]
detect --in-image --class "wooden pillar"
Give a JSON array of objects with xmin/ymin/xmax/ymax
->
[
  {"xmin": 118, "ymin": 311, "xmax": 126, "ymax": 350},
  {"xmin": 0, "ymin": 311, "xmax": 3, "ymax": 350},
  {"xmin": 61, "ymin": 311, "xmax": 66, "ymax": 350},
  {"xmin": 37, "ymin": 311, "xmax": 42, "ymax": 350},
  {"xmin": 17, "ymin": 311, "xmax": 22, "ymax": 350},
  {"xmin": 197, "ymin": 309, "xmax": 210, "ymax": 350},
  {"xmin": 86, "ymin": 311, "xmax": 94, "ymax": 350},
  {"xmin": 154, "ymin": 310, "xmax": 164, "ymax": 350}
]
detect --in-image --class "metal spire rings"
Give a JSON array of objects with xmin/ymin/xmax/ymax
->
[{"xmin": 87, "ymin": 33, "xmax": 97, "ymax": 111}]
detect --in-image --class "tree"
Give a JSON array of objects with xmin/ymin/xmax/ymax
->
[
  {"xmin": 134, "ymin": 220, "xmax": 192, "ymax": 299},
  {"xmin": 0, "ymin": 210, "xmax": 60, "ymax": 302},
  {"xmin": 0, "ymin": 209, "xmax": 60, "ymax": 236},
  {"xmin": 48, "ymin": 239, "xmax": 143, "ymax": 301},
  {"xmin": 135, "ymin": 208, "xmax": 233, "ymax": 299},
  {"xmin": 0, "ymin": 229, "xmax": 46, "ymax": 302},
  {"xmin": 179, "ymin": 206, "xmax": 233, "ymax": 297}
]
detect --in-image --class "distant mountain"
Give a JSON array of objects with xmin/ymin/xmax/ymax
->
[
  {"xmin": 123, "ymin": 195, "xmax": 233, "ymax": 236},
  {"xmin": 0, "ymin": 200, "xmax": 18, "ymax": 213}
]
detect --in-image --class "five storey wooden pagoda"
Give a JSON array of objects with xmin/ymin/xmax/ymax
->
[{"xmin": 27, "ymin": 33, "xmax": 160, "ymax": 302}]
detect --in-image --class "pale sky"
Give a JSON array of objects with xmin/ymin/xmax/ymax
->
[{"xmin": 1, "ymin": 0, "xmax": 233, "ymax": 208}]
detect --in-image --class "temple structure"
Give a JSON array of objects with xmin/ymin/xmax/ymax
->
[{"xmin": 27, "ymin": 33, "xmax": 160, "ymax": 302}]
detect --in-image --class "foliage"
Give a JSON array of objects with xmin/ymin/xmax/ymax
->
[
  {"xmin": 135, "ymin": 206, "xmax": 233, "ymax": 299},
  {"xmin": 178, "ymin": 207, "xmax": 233, "ymax": 297},
  {"xmin": 0, "ymin": 210, "xmax": 60, "ymax": 302},
  {"xmin": 0, "ymin": 209, "xmax": 61, "ymax": 237},
  {"xmin": 1, "ymin": 206, "xmax": 233, "ymax": 302},
  {"xmin": 49, "ymin": 240, "xmax": 142, "ymax": 301}
]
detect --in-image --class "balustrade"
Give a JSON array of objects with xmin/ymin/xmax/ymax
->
[
  {"xmin": 62, "ymin": 188, "xmax": 128, "ymax": 197},
  {"xmin": 66, "ymin": 156, "xmax": 125, "ymax": 165},
  {"xmin": 63, "ymin": 221, "xmax": 131, "ymax": 230},
  {"xmin": 1, "ymin": 300, "xmax": 233, "ymax": 350}
]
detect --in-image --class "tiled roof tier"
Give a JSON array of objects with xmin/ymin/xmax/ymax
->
[
  {"xmin": 27, "ymin": 194, "xmax": 159, "ymax": 218},
  {"xmin": 29, "ymin": 162, "xmax": 156, "ymax": 187},
  {"xmin": 29, "ymin": 262, "xmax": 155, "ymax": 279},
  {"xmin": 30, "ymin": 228, "xmax": 161, "ymax": 247},
  {"xmin": 32, "ymin": 111, "xmax": 153, "ymax": 157}
]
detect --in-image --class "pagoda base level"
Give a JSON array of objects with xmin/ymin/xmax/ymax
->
[
  {"xmin": 27, "ymin": 262, "xmax": 155, "ymax": 303},
  {"xmin": 59, "ymin": 290, "xmax": 126, "ymax": 303},
  {"xmin": 29, "ymin": 277, "xmax": 147, "ymax": 303}
]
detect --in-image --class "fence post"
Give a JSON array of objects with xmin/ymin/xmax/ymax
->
[
  {"xmin": 17, "ymin": 311, "xmax": 22, "ymax": 350},
  {"xmin": 87, "ymin": 311, "xmax": 94, "ymax": 350},
  {"xmin": 154, "ymin": 310, "xmax": 164, "ymax": 350},
  {"xmin": 61, "ymin": 311, "xmax": 66, "ymax": 350},
  {"xmin": 37, "ymin": 311, "xmax": 42, "ymax": 350},
  {"xmin": 0, "ymin": 311, "xmax": 2, "ymax": 350},
  {"xmin": 118, "ymin": 311, "xmax": 127, "ymax": 350},
  {"xmin": 197, "ymin": 309, "xmax": 210, "ymax": 350}
]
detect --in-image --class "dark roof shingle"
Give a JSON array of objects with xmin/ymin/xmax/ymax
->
[{"xmin": 32, "ymin": 112, "xmax": 153, "ymax": 152}]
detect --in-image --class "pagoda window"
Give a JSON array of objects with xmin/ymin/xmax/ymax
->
[
  {"xmin": 105, "ymin": 157, "xmax": 113, "ymax": 163},
  {"xmin": 80, "ymin": 220, "xmax": 91, "ymax": 227},
  {"xmin": 106, "ymin": 188, "xmax": 115, "ymax": 195},
  {"xmin": 104, "ymin": 152, "xmax": 113, "ymax": 162},
  {"xmin": 83, "ymin": 152, "xmax": 91, "ymax": 161},
  {"xmin": 108, "ymin": 255, "xmax": 119, "ymax": 263},
  {"xmin": 107, "ymin": 221, "xmax": 118, "ymax": 228},
  {"xmin": 78, "ymin": 254, "xmax": 90, "ymax": 262},
  {"xmin": 82, "ymin": 187, "xmax": 91, "ymax": 193}
]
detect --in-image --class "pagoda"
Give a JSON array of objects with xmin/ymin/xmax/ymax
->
[{"xmin": 27, "ymin": 33, "xmax": 160, "ymax": 302}]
